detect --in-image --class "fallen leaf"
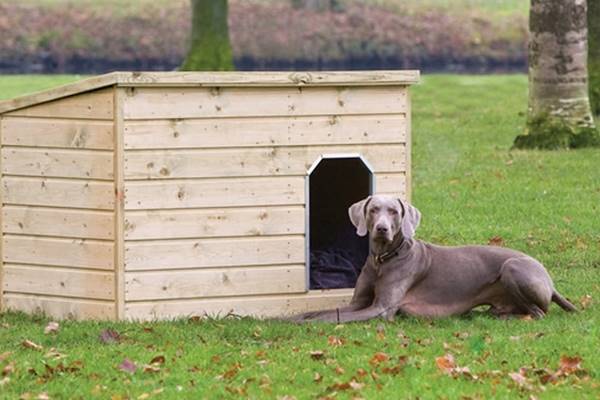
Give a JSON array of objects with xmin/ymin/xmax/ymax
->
[
  {"xmin": 376, "ymin": 324, "xmax": 385, "ymax": 341},
  {"xmin": 356, "ymin": 368, "xmax": 368, "ymax": 377},
  {"xmin": 435, "ymin": 354, "xmax": 456, "ymax": 373},
  {"xmin": 369, "ymin": 352, "xmax": 390, "ymax": 366},
  {"xmin": 328, "ymin": 335, "xmax": 345, "ymax": 347},
  {"xmin": 558, "ymin": 355, "xmax": 583, "ymax": 375},
  {"xmin": 509, "ymin": 371, "xmax": 534, "ymax": 391},
  {"xmin": 99, "ymin": 329, "xmax": 121, "ymax": 344},
  {"xmin": 334, "ymin": 366, "xmax": 345, "ymax": 375},
  {"xmin": 488, "ymin": 236, "xmax": 504, "ymax": 246},
  {"xmin": 314, "ymin": 372, "xmax": 322, "ymax": 382},
  {"xmin": 21, "ymin": 340, "xmax": 42, "ymax": 351},
  {"xmin": 3, "ymin": 362, "xmax": 15, "ymax": 376},
  {"xmin": 149, "ymin": 355, "xmax": 165, "ymax": 365},
  {"xmin": 309, "ymin": 350, "xmax": 325, "ymax": 360},
  {"xmin": 579, "ymin": 295, "xmax": 592, "ymax": 309},
  {"xmin": 118, "ymin": 358, "xmax": 137, "ymax": 374},
  {"xmin": 142, "ymin": 364, "xmax": 160, "ymax": 373},
  {"xmin": 37, "ymin": 393, "xmax": 49, "ymax": 400},
  {"xmin": 0, "ymin": 377, "xmax": 9, "ymax": 386},
  {"xmin": 43, "ymin": 322, "xmax": 59, "ymax": 335},
  {"xmin": 222, "ymin": 362, "xmax": 242, "ymax": 380},
  {"xmin": 0, "ymin": 352, "xmax": 12, "ymax": 362}
]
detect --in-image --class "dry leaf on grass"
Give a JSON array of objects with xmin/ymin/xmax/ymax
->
[
  {"xmin": 310, "ymin": 350, "xmax": 325, "ymax": 360},
  {"xmin": 369, "ymin": 352, "xmax": 390, "ymax": 366},
  {"xmin": 579, "ymin": 294, "xmax": 592, "ymax": 309},
  {"xmin": 99, "ymin": 329, "xmax": 121, "ymax": 344},
  {"xmin": 21, "ymin": 340, "xmax": 42, "ymax": 351}
]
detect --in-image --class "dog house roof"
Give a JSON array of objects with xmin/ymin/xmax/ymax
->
[{"xmin": 0, "ymin": 70, "xmax": 419, "ymax": 114}]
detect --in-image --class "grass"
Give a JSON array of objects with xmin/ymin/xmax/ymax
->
[{"xmin": 1, "ymin": 74, "xmax": 599, "ymax": 399}]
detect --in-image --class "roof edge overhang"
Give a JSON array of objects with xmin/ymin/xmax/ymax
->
[{"xmin": 0, "ymin": 70, "xmax": 419, "ymax": 114}]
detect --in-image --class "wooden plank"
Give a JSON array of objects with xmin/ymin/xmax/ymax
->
[
  {"xmin": 123, "ymin": 86, "xmax": 407, "ymax": 120},
  {"xmin": 3, "ymin": 264, "xmax": 114, "ymax": 300},
  {"xmin": 115, "ymin": 70, "xmax": 419, "ymax": 87},
  {"xmin": 3, "ymin": 177, "xmax": 114, "ymax": 210},
  {"xmin": 406, "ymin": 90, "xmax": 413, "ymax": 201},
  {"xmin": 125, "ymin": 235, "xmax": 304, "ymax": 271},
  {"xmin": 0, "ymin": 71, "xmax": 418, "ymax": 114},
  {"xmin": 123, "ymin": 114, "xmax": 407, "ymax": 149},
  {"xmin": 6, "ymin": 88, "xmax": 114, "ymax": 120},
  {"xmin": 1, "ymin": 117, "xmax": 113, "ymax": 150},
  {"xmin": 2, "ymin": 148, "xmax": 113, "ymax": 180},
  {"xmin": 3, "ymin": 206, "xmax": 114, "ymax": 240},
  {"xmin": 125, "ymin": 265, "xmax": 306, "ymax": 301},
  {"xmin": 125, "ymin": 288, "xmax": 353, "ymax": 320},
  {"xmin": 124, "ymin": 144, "xmax": 406, "ymax": 180},
  {"xmin": 114, "ymin": 87, "xmax": 126, "ymax": 320},
  {"xmin": 124, "ymin": 176, "xmax": 304, "ymax": 210},
  {"xmin": 2, "ymin": 293, "xmax": 115, "ymax": 320},
  {"xmin": 3, "ymin": 235, "xmax": 114, "ymax": 270},
  {"xmin": 125, "ymin": 206, "xmax": 304, "ymax": 240},
  {"xmin": 375, "ymin": 173, "xmax": 407, "ymax": 196}
]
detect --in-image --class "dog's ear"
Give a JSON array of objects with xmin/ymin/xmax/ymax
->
[
  {"xmin": 398, "ymin": 198, "xmax": 421, "ymax": 239},
  {"xmin": 348, "ymin": 196, "xmax": 371, "ymax": 237}
]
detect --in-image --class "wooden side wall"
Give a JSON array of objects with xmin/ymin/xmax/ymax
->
[
  {"xmin": 122, "ymin": 85, "xmax": 409, "ymax": 319},
  {"xmin": 0, "ymin": 88, "xmax": 116, "ymax": 320}
]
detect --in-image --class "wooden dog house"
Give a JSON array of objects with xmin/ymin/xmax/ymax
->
[{"xmin": 0, "ymin": 71, "xmax": 419, "ymax": 320}]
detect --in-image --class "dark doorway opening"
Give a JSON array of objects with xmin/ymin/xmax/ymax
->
[{"xmin": 308, "ymin": 156, "xmax": 373, "ymax": 289}]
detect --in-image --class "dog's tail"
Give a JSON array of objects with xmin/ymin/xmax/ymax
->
[{"xmin": 552, "ymin": 290, "xmax": 578, "ymax": 312}]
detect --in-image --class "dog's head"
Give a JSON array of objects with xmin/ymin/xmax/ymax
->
[{"xmin": 348, "ymin": 195, "xmax": 421, "ymax": 243}]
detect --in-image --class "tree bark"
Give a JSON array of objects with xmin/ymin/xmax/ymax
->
[
  {"xmin": 181, "ymin": 0, "xmax": 233, "ymax": 71},
  {"xmin": 589, "ymin": 0, "xmax": 600, "ymax": 115},
  {"xmin": 515, "ymin": 0, "xmax": 597, "ymax": 148}
]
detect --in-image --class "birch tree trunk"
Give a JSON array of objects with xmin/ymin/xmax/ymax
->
[
  {"xmin": 589, "ymin": 0, "xmax": 600, "ymax": 115},
  {"xmin": 181, "ymin": 0, "xmax": 233, "ymax": 71},
  {"xmin": 515, "ymin": 0, "xmax": 598, "ymax": 149}
]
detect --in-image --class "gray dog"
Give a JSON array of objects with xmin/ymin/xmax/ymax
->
[{"xmin": 293, "ymin": 194, "xmax": 576, "ymax": 323}]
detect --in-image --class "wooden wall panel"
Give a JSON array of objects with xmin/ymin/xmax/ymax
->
[
  {"xmin": 3, "ymin": 206, "xmax": 114, "ymax": 240},
  {"xmin": 124, "ymin": 144, "xmax": 405, "ymax": 180},
  {"xmin": 123, "ymin": 114, "xmax": 406, "ymax": 149},
  {"xmin": 125, "ymin": 206, "xmax": 304, "ymax": 240},
  {"xmin": 123, "ymin": 86, "xmax": 407, "ymax": 119},
  {"xmin": 3, "ymin": 177, "xmax": 114, "ymax": 210},
  {"xmin": 2, "ymin": 148, "xmax": 113, "ymax": 180},
  {"xmin": 3, "ymin": 265, "xmax": 114, "ymax": 300},
  {"xmin": 125, "ymin": 235, "xmax": 304, "ymax": 271},
  {"xmin": 3, "ymin": 293, "xmax": 115, "ymax": 320},
  {"xmin": 3, "ymin": 235, "xmax": 114, "ymax": 270},
  {"xmin": 1, "ymin": 117, "xmax": 113, "ymax": 150},
  {"xmin": 6, "ymin": 89, "xmax": 114, "ymax": 120},
  {"xmin": 125, "ymin": 265, "xmax": 306, "ymax": 301},
  {"xmin": 124, "ymin": 176, "xmax": 304, "ymax": 210}
]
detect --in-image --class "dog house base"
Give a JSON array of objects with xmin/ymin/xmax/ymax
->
[{"xmin": 0, "ymin": 71, "xmax": 418, "ymax": 320}]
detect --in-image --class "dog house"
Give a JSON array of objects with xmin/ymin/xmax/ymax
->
[{"xmin": 0, "ymin": 71, "xmax": 418, "ymax": 320}]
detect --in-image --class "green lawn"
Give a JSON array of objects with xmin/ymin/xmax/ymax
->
[{"xmin": 0, "ymin": 74, "xmax": 599, "ymax": 399}]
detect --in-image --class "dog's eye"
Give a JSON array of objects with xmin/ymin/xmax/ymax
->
[
  {"xmin": 369, "ymin": 207, "xmax": 379, "ymax": 214},
  {"xmin": 388, "ymin": 208, "xmax": 398, "ymax": 215}
]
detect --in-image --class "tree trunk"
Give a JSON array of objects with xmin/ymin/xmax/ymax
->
[
  {"xmin": 515, "ymin": 0, "xmax": 598, "ymax": 149},
  {"xmin": 181, "ymin": 0, "xmax": 233, "ymax": 71},
  {"xmin": 589, "ymin": 0, "xmax": 600, "ymax": 115}
]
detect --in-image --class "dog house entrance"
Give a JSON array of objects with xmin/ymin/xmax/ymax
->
[{"xmin": 307, "ymin": 155, "xmax": 373, "ymax": 290}]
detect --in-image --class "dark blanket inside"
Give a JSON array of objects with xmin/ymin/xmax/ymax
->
[{"xmin": 310, "ymin": 247, "xmax": 366, "ymax": 289}]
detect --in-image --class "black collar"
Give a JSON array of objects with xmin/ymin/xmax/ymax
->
[{"xmin": 371, "ymin": 238, "xmax": 404, "ymax": 266}]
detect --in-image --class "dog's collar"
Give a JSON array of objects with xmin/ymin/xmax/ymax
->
[{"xmin": 371, "ymin": 239, "xmax": 404, "ymax": 266}]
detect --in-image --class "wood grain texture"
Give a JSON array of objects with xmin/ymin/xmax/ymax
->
[
  {"xmin": 124, "ymin": 144, "xmax": 405, "ymax": 180},
  {"xmin": 1, "ymin": 117, "xmax": 114, "ymax": 150},
  {"xmin": 125, "ymin": 235, "xmax": 304, "ymax": 271},
  {"xmin": 124, "ymin": 206, "xmax": 304, "ymax": 240},
  {"xmin": 375, "ymin": 173, "xmax": 407, "ymax": 196},
  {"xmin": 123, "ymin": 86, "xmax": 407, "ymax": 120},
  {"xmin": 3, "ymin": 264, "xmax": 114, "ymax": 300},
  {"xmin": 124, "ymin": 176, "xmax": 304, "ymax": 210},
  {"xmin": 2, "ymin": 147, "xmax": 113, "ymax": 180},
  {"xmin": 125, "ymin": 265, "xmax": 306, "ymax": 301},
  {"xmin": 3, "ymin": 177, "xmax": 114, "ymax": 210},
  {"xmin": 2, "ymin": 206, "xmax": 114, "ymax": 240},
  {"xmin": 5, "ymin": 89, "xmax": 114, "ymax": 120},
  {"xmin": 3, "ymin": 235, "xmax": 114, "ymax": 270},
  {"xmin": 123, "ymin": 114, "xmax": 406, "ymax": 149},
  {"xmin": 125, "ymin": 288, "xmax": 353, "ymax": 320},
  {"xmin": 2, "ymin": 293, "xmax": 115, "ymax": 320}
]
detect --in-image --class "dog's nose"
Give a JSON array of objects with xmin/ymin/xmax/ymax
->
[{"xmin": 376, "ymin": 225, "xmax": 388, "ymax": 234}]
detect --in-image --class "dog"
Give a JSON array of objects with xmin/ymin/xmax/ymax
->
[{"xmin": 292, "ymin": 194, "xmax": 577, "ymax": 323}]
